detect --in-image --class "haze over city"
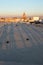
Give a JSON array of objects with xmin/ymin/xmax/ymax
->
[{"xmin": 0, "ymin": 0, "xmax": 43, "ymax": 17}]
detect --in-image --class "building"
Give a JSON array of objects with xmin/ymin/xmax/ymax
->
[{"xmin": 33, "ymin": 17, "xmax": 40, "ymax": 21}]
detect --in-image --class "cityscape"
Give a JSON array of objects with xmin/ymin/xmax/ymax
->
[
  {"xmin": 0, "ymin": 0, "xmax": 43, "ymax": 65},
  {"xmin": 0, "ymin": 12, "xmax": 43, "ymax": 22}
]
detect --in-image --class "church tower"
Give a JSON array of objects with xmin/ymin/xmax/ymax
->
[{"xmin": 22, "ymin": 12, "xmax": 27, "ymax": 21}]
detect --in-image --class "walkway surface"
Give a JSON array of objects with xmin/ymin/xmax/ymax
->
[{"xmin": 0, "ymin": 22, "xmax": 43, "ymax": 65}]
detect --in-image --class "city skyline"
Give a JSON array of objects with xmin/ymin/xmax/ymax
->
[{"xmin": 0, "ymin": 0, "xmax": 43, "ymax": 17}]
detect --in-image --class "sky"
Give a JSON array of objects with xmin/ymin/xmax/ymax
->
[{"xmin": 0, "ymin": 0, "xmax": 43, "ymax": 17}]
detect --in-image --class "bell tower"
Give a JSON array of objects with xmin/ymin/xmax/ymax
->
[{"xmin": 22, "ymin": 12, "xmax": 27, "ymax": 21}]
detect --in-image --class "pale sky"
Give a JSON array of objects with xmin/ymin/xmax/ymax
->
[{"xmin": 0, "ymin": 0, "xmax": 43, "ymax": 17}]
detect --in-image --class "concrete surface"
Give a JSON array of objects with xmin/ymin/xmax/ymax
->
[{"xmin": 0, "ymin": 22, "xmax": 43, "ymax": 65}]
